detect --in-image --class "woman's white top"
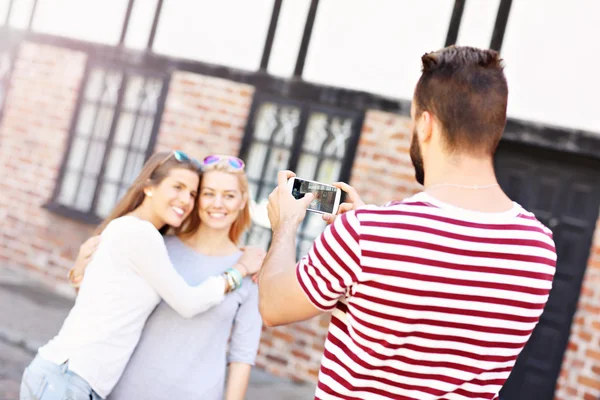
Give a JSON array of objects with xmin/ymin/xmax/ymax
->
[{"xmin": 38, "ymin": 216, "xmax": 226, "ymax": 398}]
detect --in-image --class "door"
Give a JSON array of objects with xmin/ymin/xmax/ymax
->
[{"xmin": 495, "ymin": 142, "xmax": 600, "ymax": 399}]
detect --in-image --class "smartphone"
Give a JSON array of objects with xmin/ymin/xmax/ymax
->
[{"xmin": 287, "ymin": 177, "xmax": 341, "ymax": 215}]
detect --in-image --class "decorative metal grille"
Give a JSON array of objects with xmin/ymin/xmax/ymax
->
[
  {"xmin": 52, "ymin": 64, "xmax": 168, "ymax": 221},
  {"xmin": 241, "ymin": 95, "xmax": 362, "ymax": 256}
]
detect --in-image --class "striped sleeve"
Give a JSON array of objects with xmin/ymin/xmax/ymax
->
[{"xmin": 296, "ymin": 210, "xmax": 362, "ymax": 311}]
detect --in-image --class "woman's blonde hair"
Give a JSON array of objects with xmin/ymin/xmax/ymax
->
[
  {"xmin": 178, "ymin": 161, "xmax": 252, "ymax": 244},
  {"xmin": 94, "ymin": 151, "xmax": 202, "ymax": 236}
]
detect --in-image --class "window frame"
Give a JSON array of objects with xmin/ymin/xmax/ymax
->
[
  {"xmin": 45, "ymin": 56, "xmax": 171, "ymax": 224},
  {"xmin": 238, "ymin": 91, "xmax": 364, "ymax": 253}
]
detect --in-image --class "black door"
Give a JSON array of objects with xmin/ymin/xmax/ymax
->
[{"xmin": 495, "ymin": 142, "xmax": 600, "ymax": 400}]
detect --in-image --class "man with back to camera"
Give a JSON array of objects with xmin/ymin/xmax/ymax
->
[{"xmin": 258, "ymin": 46, "xmax": 557, "ymax": 400}]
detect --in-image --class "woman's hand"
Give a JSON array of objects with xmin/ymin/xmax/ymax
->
[
  {"xmin": 234, "ymin": 246, "xmax": 266, "ymax": 278},
  {"xmin": 68, "ymin": 235, "xmax": 101, "ymax": 288}
]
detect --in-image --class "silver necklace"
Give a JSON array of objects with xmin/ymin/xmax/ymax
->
[{"xmin": 426, "ymin": 183, "xmax": 500, "ymax": 190}]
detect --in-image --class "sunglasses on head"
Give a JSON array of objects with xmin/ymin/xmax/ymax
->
[
  {"xmin": 158, "ymin": 150, "xmax": 202, "ymax": 171},
  {"xmin": 202, "ymin": 155, "xmax": 245, "ymax": 171}
]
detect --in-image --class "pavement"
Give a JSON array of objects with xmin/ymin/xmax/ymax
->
[{"xmin": 0, "ymin": 267, "xmax": 316, "ymax": 400}]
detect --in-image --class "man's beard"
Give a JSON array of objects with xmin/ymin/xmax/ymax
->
[{"xmin": 409, "ymin": 128, "xmax": 425, "ymax": 186}]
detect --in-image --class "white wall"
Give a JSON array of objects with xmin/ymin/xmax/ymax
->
[
  {"xmin": 301, "ymin": 0, "xmax": 454, "ymax": 100},
  {"xmin": 267, "ymin": 0, "xmax": 311, "ymax": 77},
  {"xmin": 152, "ymin": 0, "xmax": 274, "ymax": 71},
  {"xmin": 501, "ymin": 0, "xmax": 600, "ymax": 133},
  {"xmin": 32, "ymin": 0, "xmax": 127, "ymax": 44},
  {"xmin": 456, "ymin": 0, "xmax": 500, "ymax": 49},
  {"xmin": 3, "ymin": 0, "xmax": 599, "ymax": 133}
]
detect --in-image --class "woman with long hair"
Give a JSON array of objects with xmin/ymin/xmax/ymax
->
[{"xmin": 20, "ymin": 151, "xmax": 264, "ymax": 400}]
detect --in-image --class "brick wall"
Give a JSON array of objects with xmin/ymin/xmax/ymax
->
[
  {"xmin": 556, "ymin": 216, "xmax": 600, "ymax": 399},
  {"xmin": 350, "ymin": 110, "xmax": 421, "ymax": 205},
  {"xmin": 155, "ymin": 71, "xmax": 254, "ymax": 160},
  {"xmin": 0, "ymin": 42, "xmax": 90, "ymax": 298}
]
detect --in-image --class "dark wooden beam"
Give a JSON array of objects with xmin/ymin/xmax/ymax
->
[
  {"xmin": 490, "ymin": 0, "xmax": 513, "ymax": 52},
  {"xmin": 445, "ymin": 0, "xmax": 466, "ymax": 47},
  {"xmin": 147, "ymin": 0, "xmax": 165, "ymax": 51},
  {"xmin": 294, "ymin": 0, "xmax": 319, "ymax": 78},
  {"xmin": 119, "ymin": 0, "xmax": 136, "ymax": 46},
  {"xmin": 260, "ymin": 0, "xmax": 283, "ymax": 71}
]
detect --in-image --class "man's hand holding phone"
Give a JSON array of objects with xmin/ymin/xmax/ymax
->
[
  {"xmin": 267, "ymin": 170, "xmax": 315, "ymax": 232},
  {"xmin": 322, "ymin": 182, "xmax": 365, "ymax": 225}
]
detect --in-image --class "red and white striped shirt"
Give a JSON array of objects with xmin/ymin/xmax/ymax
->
[{"xmin": 296, "ymin": 192, "xmax": 556, "ymax": 400}]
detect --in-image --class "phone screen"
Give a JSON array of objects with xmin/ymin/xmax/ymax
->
[{"xmin": 291, "ymin": 179, "xmax": 338, "ymax": 214}]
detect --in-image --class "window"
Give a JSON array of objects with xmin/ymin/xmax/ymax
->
[
  {"xmin": 240, "ymin": 93, "xmax": 363, "ymax": 255},
  {"xmin": 48, "ymin": 63, "xmax": 169, "ymax": 223}
]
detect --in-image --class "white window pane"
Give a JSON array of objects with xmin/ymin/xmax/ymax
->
[
  {"xmin": 104, "ymin": 147, "xmax": 127, "ymax": 182},
  {"xmin": 254, "ymin": 103, "xmax": 279, "ymax": 141},
  {"xmin": 296, "ymin": 154, "xmax": 317, "ymax": 180},
  {"xmin": 74, "ymin": 176, "xmax": 96, "ymax": 212},
  {"xmin": 76, "ymin": 104, "xmax": 97, "ymax": 137},
  {"xmin": 124, "ymin": 152, "xmax": 145, "ymax": 185},
  {"xmin": 85, "ymin": 69, "xmax": 105, "ymax": 101},
  {"xmin": 114, "ymin": 112, "xmax": 134, "ymax": 146},
  {"xmin": 102, "ymin": 71, "xmax": 123, "ymax": 106},
  {"xmin": 124, "ymin": 76, "xmax": 145, "ymax": 111},
  {"xmin": 245, "ymin": 143, "xmax": 268, "ymax": 181},
  {"xmin": 96, "ymin": 182, "xmax": 119, "ymax": 218},
  {"xmin": 93, "ymin": 106, "xmax": 115, "ymax": 140},
  {"xmin": 316, "ymin": 159, "xmax": 341, "ymax": 184},
  {"xmin": 58, "ymin": 170, "xmax": 79, "ymax": 206},
  {"xmin": 326, "ymin": 117, "xmax": 353, "ymax": 158},
  {"xmin": 273, "ymin": 106, "xmax": 300, "ymax": 146},
  {"xmin": 83, "ymin": 141, "xmax": 105, "ymax": 176},
  {"xmin": 66, "ymin": 137, "xmax": 88, "ymax": 171},
  {"xmin": 303, "ymin": 113, "xmax": 328, "ymax": 153},
  {"xmin": 132, "ymin": 116, "xmax": 154, "ymax": 150}
]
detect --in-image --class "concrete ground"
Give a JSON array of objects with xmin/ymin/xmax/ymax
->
[{"xmin": 0, "ymin": 267, "xmax": 315, "ymax": 400}]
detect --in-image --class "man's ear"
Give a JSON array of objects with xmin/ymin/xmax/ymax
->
[{"xmin": 420, "ymin": 111, "xmax": 434, "ymax": 143}]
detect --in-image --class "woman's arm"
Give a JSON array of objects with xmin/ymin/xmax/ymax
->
[
  {"xmin": 110, "ymin": 219, "xmax": 265, "ymax": 318},
  {"xmin": 224, "ymin": 362, "xmax": 252, "ymax": 400},
  {"xmin": 225, "ymin": 281, "xmax": 262, "ymax": 399},
  {"xmin": 109, "ymin": 219, "xmax": 235, "ymax": 318}
]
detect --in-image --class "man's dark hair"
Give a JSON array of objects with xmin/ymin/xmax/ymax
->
[{"xmin": 414, "ymin": 46, "xmax": 508, "ymax": 156}]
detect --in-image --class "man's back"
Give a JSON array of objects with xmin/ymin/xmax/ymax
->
[{"xmin": 296, "ymin": 192, "xmax": 556, "ymax": 400}]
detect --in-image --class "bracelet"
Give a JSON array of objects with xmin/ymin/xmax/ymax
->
[
  {"xmin": 223, "ymin": 271, "xmax": 236, "ymax": 293},
  {"xmin": 225, "ymin": 267, "xmax": 243, "ymax": 290}
]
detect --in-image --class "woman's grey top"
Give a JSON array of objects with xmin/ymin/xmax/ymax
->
[{"xmin": 108, "ymin": 236, "xmax": 262, "ymax": 400}]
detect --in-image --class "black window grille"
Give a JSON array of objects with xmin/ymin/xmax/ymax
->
[
  {"xmin": 47, "ymin": 62, "xmax": 169, "ymax": 223},
  {"xmin": 239, "ymin": 93, "xmax": 363, "ymax": 256}
]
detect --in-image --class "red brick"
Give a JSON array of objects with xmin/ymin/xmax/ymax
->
[{"xmin": 579, "ymin": 376, "xmax": 600, "ymax": 390}]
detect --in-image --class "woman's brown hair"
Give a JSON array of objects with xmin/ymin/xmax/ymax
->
[{"xmin": 94, "ymin": 151, "xmax": 202, "ymax": 236}]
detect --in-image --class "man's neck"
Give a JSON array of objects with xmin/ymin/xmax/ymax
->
[{"xmin": 422, "ymin": 155, "xmax": 514, "ymax": 213}]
